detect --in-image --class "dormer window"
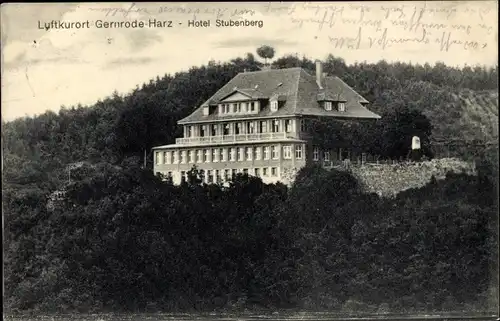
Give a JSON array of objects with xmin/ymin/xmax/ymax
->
[
  {"xmin": 202, "ymin": 106, "xmax": 209, "ymax": 116},
  {"xmin": 324, "ymin": 101, "xmax": 332, "ymax": 111},
  {"xmin": 270, "ymin": 100, "xmax": 278, "ymax": 112},
  {"xmin": 338, "ymin": 102, "xmax": 346, "ymax": 112},
  {"xmin": 219, "ymin": 103, "xmax": 230, "ymax": 114}
]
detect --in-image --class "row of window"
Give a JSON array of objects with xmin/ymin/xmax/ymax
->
[
  {"xmin": 216, "ymin": 100, "xmax": 344, "ymax": 115},
  {"xmin": 323, "ymin": 101, "xmax": 346, "ymax": 112},
  {"xmin": 219, "ymin": 101, "xmax": 259, "ymax": 114},
  {"xmin": 164, "ymin": 167, "xmax": 280, "ymax": 184},
  {"xmin": 185, "ymin": 119, "xmax": 294, "ymax": 137},
  {"xmin": 156, "ymin": 145, "xmax": 303, "ymax": 165},
  {"xmin": 312, "ymin": 147, "xmax": 352, "ymax": 161}
]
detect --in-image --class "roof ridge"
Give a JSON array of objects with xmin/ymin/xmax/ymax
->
[{"xmin": 240, "ymin": 67, "xmax": 303, "ymax": 74}]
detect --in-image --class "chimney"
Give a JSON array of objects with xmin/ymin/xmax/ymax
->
[{"xmin": 315, "ymin": 60, "xmax": 323, "ymax": 89}]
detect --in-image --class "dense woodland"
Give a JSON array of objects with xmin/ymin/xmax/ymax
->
[{"xmin": 2, "ymin": 52, "xmax": 499, "ymax": 314}]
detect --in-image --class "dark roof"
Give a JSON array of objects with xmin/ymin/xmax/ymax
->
[
  {"xmin": 317, "ymin": 91, "xmax": 347, "ymax": 102},
  {"xmin": 217, "ymin": 88, "xmax": 268, "ymax": 102},
  {"xmin": 270, "ymin": 93, "xmax": 287, "ymax": 101},
  {"xmin": 179, "ymin": 67, "xmax": 380, "ymax": 124}
]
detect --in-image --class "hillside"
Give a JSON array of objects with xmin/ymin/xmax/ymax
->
[{"xmin": 2, "ymin": 53, "xmax": 499, "ymax": 315}]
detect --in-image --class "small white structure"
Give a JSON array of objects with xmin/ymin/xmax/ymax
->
[{"xmin": 411, "ymin": 136, "xmax": 421, "ymax": 150}]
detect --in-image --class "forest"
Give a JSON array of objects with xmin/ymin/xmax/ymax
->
[{"xmin": 2, "ymin": 51, "xmax": 499, "ymax": 315}]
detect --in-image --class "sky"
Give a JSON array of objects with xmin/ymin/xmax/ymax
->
[{"xmin": 1, "ymin": 1, "xmax": 498, "ymax": 121}]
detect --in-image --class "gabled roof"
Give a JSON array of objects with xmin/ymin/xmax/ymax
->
[
  {"xmin": 218, "ymin": 88, "xmax": 268, "ymax": 101},
  {"xmin": 179, "ymin": 67, "xmax": 380, "ymax": 124}
]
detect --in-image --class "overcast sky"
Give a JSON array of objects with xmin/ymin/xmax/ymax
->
[{"xmin": 1, "ymin": 1, "xmax": 498, "ymax": 121}]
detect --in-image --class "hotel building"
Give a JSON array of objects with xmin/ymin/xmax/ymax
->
[{"xmin": 152, "ymin": 61, "xmax": 381, "ymax": 185}]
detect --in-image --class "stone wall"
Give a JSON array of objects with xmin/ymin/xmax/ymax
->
[{"xmin": 347, "ymin": 158, "xmax": 477, "ymax": 197}]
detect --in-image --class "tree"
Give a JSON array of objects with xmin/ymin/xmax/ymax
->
[
  {"xmin": 256, "ymin": 45, "xmax": 275, "ymax": 65},
  {"xmin": 376, "ymin": 107, "xmax": 433, "ymax": 159}
]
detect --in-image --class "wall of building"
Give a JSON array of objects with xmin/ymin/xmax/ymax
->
[
  {"xmin": 349, "ymin": 158, "xmax": 477, "ymax": 197},
  {"xmin": 154, "ymin": 142, "xmax": 307, "ymax": 185}
]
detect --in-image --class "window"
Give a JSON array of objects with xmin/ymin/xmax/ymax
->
[
  {"xmin": 247, "ymin": 122, "xmax": 255, "ymax": 134},
  {"xmin": 235, "ymin": 123, "xmax": 241, "ymax": 135},
  {"xmin": 264, "ymin": 146, "xmax": 270, "ymax": 160},
  {"xmin": 246, "ymin": 147, "xmax": 253, "ymax": 160},
  {"xmin": 263, "ymin": 167, "xmax": 268, "ymax": 176},
  {"xmin": 283, "ymin": 145, "xmax": 292, "ymax": 159},
  {"xmin": 254, "ymin": 168, "xmax": 260, "ymax": 177},
  {"xmin": 254, "ymin": 147, "xmax": 261, "ymax": 160},
  {"xmin": 260, "ymin": 121, "xmax": 268, "ymax": 133},
  {"xmin": 186, "ymin": 126, "xmax": 192, "ymax": 137},
  {"xmin": 156, "ymin": 152, "xmax": 162, "ymax": 164},
  {"xmin": 164, "ymin": 151, "xmax": 171, "ymax": 164},
  {"xmin": 203, "ymin": 149, "xmax": 209, "ymax": 163},
  {"xmin": 200, "ymin": 125, "xmax": 206, "ymax": 137},
  {"xmin": 272, "ymin": 120, "xmax": 280, "ymax": 133},
  {"xmin": 324, "ymin": 151, "xmax": 330, "ymax": 161},
  {"xmin": 211, "ymin": 124, "xmax": 217, "ymax": 136},
  {"xmin": 237, "ymin": 103, "xmax": 242, "ymax": 113},
  {"xmin": 285, "ymin": 119, "xmax": 292, "ymax": 132},
  {"xmin": 300, "ymin": 119, "xmax": 307, "ymax": 132},
  {"xmin": 173, "ymin": 151, "xmax": 179, "ymax": 164},
  {"xmin": 324, "ymin": 101, "xmax": 332, "ymax": 111},
  {"xmin": 181, "ymin": 151, "xmax": 187, "ymax": 164},
  {"xmin": 230, "ymin": 148, "xmax": 236, "ymax": 161},
  {"xmin": 271, "ymin": 145, "xmax": 279, "ymax": 159},
  {"xmin": 232, "ymin": 103, "xmax": 237, "ymax": 113},
  {"xmin": 232, "ymin": 169, "xmax": 237, "ymax": 178},
  {"xmin": 243, "ymin": 168, "xmax": 249, "ymax": 175},
  {"xmin": 270, "ymin": 100, "xmax": 278, "ymax": 112},
  {"xmin": 224, "ymin": 169, "xmax": 230, "ymax": 181},
  {"xmin": 188, "ymin": 150, "xmax": 194, "ymax": 163},
  {"xmin": 271, "ymin": 167, "xmax": 277, "ymax": 176},
  {"xmin": 220, "ymin": 148, "xmax": 225, "ymax": 162},
  {"xmin": 202, "ymin": 106, "xmax": 209, "ymax": 116},
  {"xmin": 313, "ymin": 147, "xmax": 319, "ymax": 161},
  {"xmin": 223, "ymin": 123, "xmax": 230, "ymax": 135},
  {"xmin": 181, "ymin": 171, "xmax": 186, "ymax": 183},
  {"xmin": 215, "ymin": 170, "xmax": 221, "ymax": 183},
  {"xmin": 250, "ymin": 102, "xmax": 255, "ymax": 112},
  {"xmin": 212, "ymin": 149, "xmax": 218, "ymax": 162},
  {"xmin": 238, "ymin": 147, "xmax": 244, "ymax": 161},
  {"xmin": 338, "ymin": 102, "xmax": 345, "ymax": 112},
  {"xmin": 295, "ymin": 144, "xmax": 303, "ymax": 159},
  {"xmin": 207, "ymin": 170, "xmax": 213, "ymax": 183}
]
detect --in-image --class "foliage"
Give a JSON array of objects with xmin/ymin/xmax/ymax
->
[
  {"xmin": 256, "ymin": 45, "xmax": 276, "ymax": 65},
  {"xmin": 308, "ymin": 106, "xmax": 433, "ymax": 159},
  {"xmin": 3, "ymin": 165, "xmax": 497, "ymax": 314},
  {"xmin": 2, "ymin": 51, "xmax": 498, "ymax": 315}
]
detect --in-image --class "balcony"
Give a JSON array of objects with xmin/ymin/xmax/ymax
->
[{"xmin": 176, "ymin": 132, "xmax": 290, "ymax": 145}]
